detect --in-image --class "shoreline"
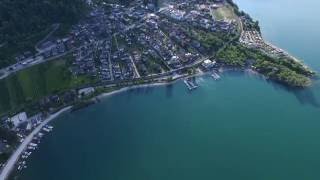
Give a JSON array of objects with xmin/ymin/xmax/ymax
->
[
  {"xmin": 0, "ymin": 66, "xmax": 314, "ymax": 179},
  {"xmin": 0, "ymin": 76, "xmax": 191, "ymax": 179},
  {"xmin": 97, "ymin": 80, "xmax": 182, "ymax": 100},
  {"xmin": 96, "ymin": 65, "xmax": 313, "ymax": 101},
  {"xmin": 1, "ymin": 72, "xmax": 205, "ymax": 179},
  {"xmin": 97, "ymin": 71, "xmax": 208, "ymax": 99},
  {"xmin": 0, "ymin": 106, "xmax": 72, "ymax": 180},
  {"xmin": 98, "ymin": 83, "xmax": 171, "ymax": 99}
]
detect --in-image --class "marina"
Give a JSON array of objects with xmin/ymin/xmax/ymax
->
[{"xmin": 15, "ymin": 125, "xmax": 54, "ymax": 172}]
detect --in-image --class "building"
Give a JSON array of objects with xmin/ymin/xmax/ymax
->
[
  {"xmin": 78, "ymin": 87, "xmax": 95, "ymax": 97},
  {"xmin": 10, "ymin": 112, "xmax": 28, "ymax": 128},
  {"xmin": 202, "ymin": 59, "xmax": 216, "ymax": 69}
]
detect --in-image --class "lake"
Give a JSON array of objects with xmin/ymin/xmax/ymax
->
[{"xmin": 18, "ymin": 0, "xmax": 320, "ymax": 180}]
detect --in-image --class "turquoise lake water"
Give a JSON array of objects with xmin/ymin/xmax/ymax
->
[{"xmin": 18, "ymin": 0, "xmax": 320, "ymax": 180}]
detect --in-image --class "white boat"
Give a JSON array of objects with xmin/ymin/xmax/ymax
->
[
  {"xmin": 42, "ymin": 127, "xmax": 51, "ymax": 132},
  {"xmin": 46, "ymin": 125, "xmax": 54, "ymax": 129},
  {"xmin": 27, "ymin": 146, "xmax": 36, "ymax": 150},
  {"xmin": 29, "ymin": 143, "xmax": 38, "ymax": 147}
]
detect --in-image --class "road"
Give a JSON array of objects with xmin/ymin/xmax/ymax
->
[
  {"xmin": 0, "ymin": 49, "xmax": 73, "ymax": 80},
  {"xmin": 0, "ymin": 107, "xmax": 71, "ymax": 180},
  {"xmin": 107, "ymin": 40, "xmax": 114, "ymax": 81},
  {"xmin": 0, "ymin": 7, "xmax": 213, "ymax": 81},
  {"xmin": 0, "ymin": 14, "xmax": 147, "ymax": 81},
  {"xmin": 129, "ymin": 55, "xmax": 141, "ymax": 78}
]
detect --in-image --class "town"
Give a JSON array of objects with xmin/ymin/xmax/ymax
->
[
  {"xmin": 0, "ymin": 0, "xmax": 315, "ymax": 178},
  {"xmin": 0, "ymin": 0, "xmax": 238, "ymax": 175},
  {"xmin": 0, "ymin": 0, "xmax": 237, "ymax": 80}
]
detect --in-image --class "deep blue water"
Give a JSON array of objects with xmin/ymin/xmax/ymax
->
[
  {"xmin": 234, "ymin": 0, "xmax": 320, "ymax": 72},
  {"xmin": 18, "ymin": 1, "xmax": 320, "ymax": 180}
]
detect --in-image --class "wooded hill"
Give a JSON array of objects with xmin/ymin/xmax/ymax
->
[{"xmin": 0, "ymin": 0, "xmax": 88, "ymax": 68}]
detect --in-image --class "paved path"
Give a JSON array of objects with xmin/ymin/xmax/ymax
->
[
  {"xmin": 0, "ymin": 49, "xmax": 72, "ymax": 80},
  {"xmin": 0, "ymin": 107, "xmax": 71, "ymax": 180},
  {"xmin": 129, "ymin": 55, "xmax": 141, "ymax": 78}
]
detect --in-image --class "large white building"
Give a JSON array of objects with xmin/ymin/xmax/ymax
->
[
  {"xmin": 78, "ymin": 87, "xmax": 95, "ymax": 97},
  {"xmin": 10, "ymin": 112, "xmax": 28, "ymax": 128},
  {"xmin": 202, "ymin": 59, "xmax": 216, "ymax": 69}
]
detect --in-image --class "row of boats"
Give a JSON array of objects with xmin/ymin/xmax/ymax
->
[
  {"xmin": 184, "ymin": 71, "xmax": 221, "ymax": 91},
  {"xmin": 17, "ymin": 125, "xmax": 53, "ymax": 171}
]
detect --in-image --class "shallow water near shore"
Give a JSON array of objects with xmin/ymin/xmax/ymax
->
[{"xmin": 18, "ymin": 0, "xmax": 320, "ymax": 180}]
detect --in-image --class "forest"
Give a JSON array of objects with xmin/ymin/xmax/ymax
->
[{"xmin": 0, "ymin": 0, "xmax": 88, "ymax": 68}]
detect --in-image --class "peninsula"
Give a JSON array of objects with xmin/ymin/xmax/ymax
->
[{"xmin": 0, "ymin": 0, "xmax": 316, "ymax": 179}]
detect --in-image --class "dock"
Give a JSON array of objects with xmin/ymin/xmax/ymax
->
[
  {"xmin": 211, "ymin": 71, "xmax": 221, "ymax": 80},
  {"xmin": 184, "ymin": 78, "xmax": 199, "ymax": 90}
]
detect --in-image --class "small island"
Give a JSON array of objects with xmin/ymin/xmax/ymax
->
[{"xmin": 0, "ymin": 0, "xmax": 316, "ymax": 179}]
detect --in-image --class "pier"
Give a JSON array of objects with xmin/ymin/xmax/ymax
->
[
  {"xmin": 184, "ymin": 78, "xmax": 199, "ymax": 90},
  {"xmin": 211, "ymin": 71, "xmax": 221, "ymax": 80},
  {"xmin": 0, "ymin": 107, "xmax": 71, "ymax": 180},
  {"xmin": 16, "ymin": 125, "xmax": 55, "ymax": 172}
]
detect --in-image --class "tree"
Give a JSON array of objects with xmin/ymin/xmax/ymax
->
[{"xmin": 0, "ymin": 0, "xmax": 89, "ymax": 68}]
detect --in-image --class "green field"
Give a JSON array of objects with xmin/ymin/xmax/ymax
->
[
  {"xmin": 0, "ymin": 57, "xmax": 93, "ymax": 116},
  {"xmin": 213, "ymin": 6, "xmax": 237, "ymax": 21}
]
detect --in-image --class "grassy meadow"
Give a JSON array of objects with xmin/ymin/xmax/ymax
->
[{"xmin": 0, "ymin": 57, "xmax": 93, "ymax": 116}]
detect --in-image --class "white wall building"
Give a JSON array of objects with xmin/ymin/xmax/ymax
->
[
  {"xmin": 202, "ymin": 59, "xmax": 216, "ymax": 69},
  {"xmin": 10, "ymin": 112, "xmax": 28, "ymax": 128},
  {"xmin": 78, "ymin": 87, "xmax": 95, "ymax": 97}
]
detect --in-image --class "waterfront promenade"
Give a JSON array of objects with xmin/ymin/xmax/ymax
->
[{"xmin": 0, "ymin": 107, "xmax": 71, "ymax": 180}]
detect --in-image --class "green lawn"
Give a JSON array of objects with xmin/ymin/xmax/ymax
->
[
  {"xmin": 213, "ymin": 6, "xmax": 237, "ymax": 21},
  {"xmin": 0, "ymin": 57, "xmax": 93, "ymax": 115}
]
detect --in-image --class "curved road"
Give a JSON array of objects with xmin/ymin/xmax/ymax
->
[{"xmin": 0, "ymin": 107, "xmax": 71, "ymax": 180}]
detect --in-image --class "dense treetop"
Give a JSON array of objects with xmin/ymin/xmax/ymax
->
[{"xmin": 0, "ymin": 0, "xmax": 88, "ymax": 68}]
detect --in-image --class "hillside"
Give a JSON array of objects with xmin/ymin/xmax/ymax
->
[{"xmin": 0, "ymin": 0, "xmax": 88, "ymax": 68}]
